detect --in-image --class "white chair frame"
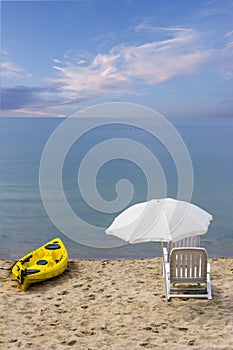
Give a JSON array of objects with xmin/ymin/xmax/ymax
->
[
  {"xmin": 163, "ymin": 247, "xmax": 212, "ymax": 301},
  {"xmin": 162, "ymin": 236, "xmax": 200, "ymax": 277}
]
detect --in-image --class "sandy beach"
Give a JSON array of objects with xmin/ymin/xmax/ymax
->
[{"xmin": 1, "ymin": 257, "xmax": 233, "ymax": 349}]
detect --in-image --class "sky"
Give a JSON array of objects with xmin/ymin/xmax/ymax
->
[{"xmin": 1, "ymin": 0, "xmax": 233, "ymax": 118}]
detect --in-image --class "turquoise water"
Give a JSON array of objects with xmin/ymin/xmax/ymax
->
[{"xmin": 0, "ymin": 117, "xmax": 232, "ymax": 259}]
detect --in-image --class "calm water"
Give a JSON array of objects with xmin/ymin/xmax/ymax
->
[{"xmin": 0, "ymin": 117, "xmax": 232, "ymax": 259}]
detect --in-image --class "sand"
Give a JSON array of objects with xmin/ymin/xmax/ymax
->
[{"xmin": 0, "ymin": 257, "xmax": 233, "ymax": 349}]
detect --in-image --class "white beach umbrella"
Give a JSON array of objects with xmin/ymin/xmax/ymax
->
[{"xmin": 106, "ymin": 198, "xmax": 212, "ymax": 244}]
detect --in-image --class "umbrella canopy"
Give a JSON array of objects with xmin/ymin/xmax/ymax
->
[{"xmin": 106, "ymin": 198, "xmax": 212, "ymax": 243}]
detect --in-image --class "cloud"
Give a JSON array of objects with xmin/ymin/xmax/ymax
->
[
  {"xmin": 217, "ymin": 48, "xmax": 233, "ymax": 79},
  {"xmin": 133, "ymin": 22, "xmax": 191, "ymax": 34},
  {"xmin": 0, "ymin": 50, "xmax": 31, "ymax": 79},
  {"xmin": 1, "ymin": 85, "xmax": 65, "ymax": 110},
  {"xmin": 226, "ymin": 41, "xmax": 233, "ymax": 48},
  {"xmin": 1, "ymin": 84, "xmax": 92, "ymax": 117},
  {"xmin": 198, "ymin": 7, "xmax": 227, "ymax": 18},
  {"xmin": 1, "ymin": 86, "xmax": 41, "ymax": 110},
  {"xmin": 52, "ymin": 27, "xmax": 208, "ymax": 99},
  {"xmin": 2, "ymin": 24, "xmax": 232, "ymax": 116},
  {"xmin": 224, "ymin": 31, "xmax": 233, "ymax": 49},
  {"xmin": 1, "ymin": 61, "xmax": 24, "ymax": 77},
  {"xmin": 224, "ymin": 30, "xmax": 233, "ymax": 39}
]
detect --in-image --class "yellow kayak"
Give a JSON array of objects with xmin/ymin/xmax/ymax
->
[{"xmin": 12, "ymin": 238, "xmax": 68, "ymax": 291}]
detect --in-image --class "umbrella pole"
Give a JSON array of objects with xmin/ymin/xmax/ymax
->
[{"xmin": 161, "ymin": 242, "xmax": 164, "ymax": 276}]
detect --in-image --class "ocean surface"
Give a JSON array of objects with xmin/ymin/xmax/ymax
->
[{"xmin": 0, "ymin": 116, "xmax": 232, "ymax": 260}]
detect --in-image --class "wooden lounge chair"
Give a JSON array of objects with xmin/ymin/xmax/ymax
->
[{"xmin": 163, "ymin": 247, "xmax": 212, "ymax": 301}]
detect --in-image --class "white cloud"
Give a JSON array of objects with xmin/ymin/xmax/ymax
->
[
  {"xmin": 133, "ymin": 23, "xmax": 191, "ymax": 34},
  {"xmin": 226, "ymin": 41, "xmax": 233, "ymax": 48},
  {"xmin": 224, "ymin": 30, "xmax": 233, "ymax": 38},
  {"xmin": 3, "ymin": 24, "xmax": 232, "ymax": 117},
  {"xmin": 198, "ymin": 7, "xmax": 227, "ymax": 18},
  {"xmin": 1, "ymin": 61, "xmax": 23, "ymax": 77},
  {"xmin": 52, "ymin": 27, "xmax": 208, "ymax": 100},
  {"xmin": 53, "ymin": 58, "xmax": 62, "ymax": 64},
  {"xmin": 218, "ymin": 48, "xmax": 233, "ymax": 79}
]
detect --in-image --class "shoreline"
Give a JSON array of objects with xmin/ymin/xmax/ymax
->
[
  {"xmin": 1, "ymin": 249, "xmax": 233, "ymax": 262},
  {"xmin": 1, "ymin": 257, "xmax": 233, "ymax": 349}
]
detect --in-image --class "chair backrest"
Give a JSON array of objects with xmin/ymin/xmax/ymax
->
[
  {"xmin": 169, "ymin": 248, "xmax": 208, "ymax": 284},
  {"xmin": 172, "ymin": 236, "xmax": 200, "ymax": 248},
  {"xmin": 167, "ymin": 236, "xmax": 200, "ymax": 258}
]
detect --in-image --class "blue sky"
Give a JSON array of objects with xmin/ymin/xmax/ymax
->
[{"xmin": 1, "ymin": 0, "xmax": 233, "ymax": 117}]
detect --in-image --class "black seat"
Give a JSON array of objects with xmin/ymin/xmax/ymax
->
[
  {"xmin": 26, "ymin": 269, "xmax": 40, "ymax": 275},
  {"xmin": 45, "ymin": 243, "xmax": 61, "ymax": 250},
  {"xmin": 36, "ymin": 260, "xmax": 48, "ymax": 265}
]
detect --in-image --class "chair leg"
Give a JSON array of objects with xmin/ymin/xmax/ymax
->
[
  {"xmin": 207, "ymin": 278, "xmax": 212, "ymax": 299},
  {"xmin": 165, "ymin": 266, "xmax": 170, "ymax": 301},
  {"xmin": 207, "ymin": 263, "xmax": 212, "ymax": 300},
  {"xmin": 162, "ymin": 247, "xmax": 168, "ymax": 278}
]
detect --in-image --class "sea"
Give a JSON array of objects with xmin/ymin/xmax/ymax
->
[{"xmin": 0, "ymin": 116, "xmax": 232, "ymax": 260}]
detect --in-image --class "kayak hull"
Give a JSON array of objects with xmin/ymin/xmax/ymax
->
[{"xmin": 12, "ymin": 238, "xmax": 68, "ymax": 291}]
